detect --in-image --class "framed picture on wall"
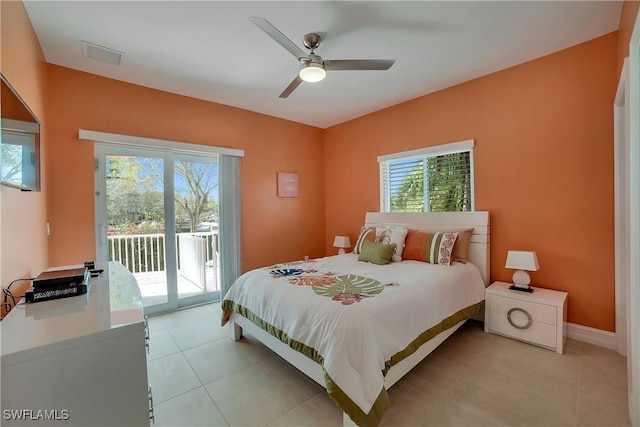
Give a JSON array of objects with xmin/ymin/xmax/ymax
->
[{"xmin": 277, "ymin": 172, "xmax": 299, "ymax": 198}]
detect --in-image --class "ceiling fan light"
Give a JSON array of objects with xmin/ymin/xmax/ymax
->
[{"xmin": 299, "ymin": 63, "xmax": 326, "ymax": 83}]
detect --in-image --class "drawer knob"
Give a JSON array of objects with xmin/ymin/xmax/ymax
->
[{"xmin": 507, "ymin": 307, "xmax": 532, "ymax": 329}]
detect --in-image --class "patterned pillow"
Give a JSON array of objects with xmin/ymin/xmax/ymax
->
[
  {"xmin": 353, "ymin": 226, "xmax": 376, "ymax": 254},
  {"xmin": 402, "ymin": 229, "xmax": 459, "ymax": 266},
  {"xmin": 375, "ymin": 227, "xmax": 408, "ymax": 262},
  {"xmin": 358, "ymin": 241, "xmax": 397, "ymax": 265}
]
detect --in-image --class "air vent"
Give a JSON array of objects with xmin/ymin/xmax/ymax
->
[{"xmin": 81, "ymin": 41, "xmax": 123, "ymax": 66}]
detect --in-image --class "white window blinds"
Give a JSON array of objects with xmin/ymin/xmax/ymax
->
[
  {"xmin": 218, "ymin": 154, "xmax": 242, "ymax": 298},
  {"xmin": 379, "ymin": 140, "xmax": 475, "ymax": 213}
]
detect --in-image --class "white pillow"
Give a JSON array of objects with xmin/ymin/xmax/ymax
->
[{"xmin": 375, "ymin": 227, "xmax": 408, "ymax": 262}]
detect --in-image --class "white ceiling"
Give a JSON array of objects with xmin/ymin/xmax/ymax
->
[{"xmin": 23, "ymin": 1, "xmax": 623, "ymax": 129}]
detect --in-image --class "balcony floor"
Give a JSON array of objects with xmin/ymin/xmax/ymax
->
[{"xmin": 134, "ymin": 267, "xmax": 218, "ymax": 307}]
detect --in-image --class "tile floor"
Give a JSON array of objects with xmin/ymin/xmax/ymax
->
[{"xmin": 146, "ymin": 303, "xmax": 631, "ymax": 427}]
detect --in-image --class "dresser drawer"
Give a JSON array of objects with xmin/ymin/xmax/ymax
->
[
  {"xmin": 488, "ymin": 311, "xmax": 557, "ymax": 349},
  {"xmin": 488, "ymin": 294, "xmax": 557, "ymax": 325}
]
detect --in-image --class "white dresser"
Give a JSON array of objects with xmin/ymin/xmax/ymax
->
[
  {"xmin": 485, "ymin": 281, "xmax": 568, "ymax": 354},
  {"xmin": 1, "ymin": 262, "xmax": 152, "ymax": 426}
]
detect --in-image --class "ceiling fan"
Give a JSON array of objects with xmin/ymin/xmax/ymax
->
[{"xmin": 249, "ymin": 17, "xmax": 396, "ymax": 98}]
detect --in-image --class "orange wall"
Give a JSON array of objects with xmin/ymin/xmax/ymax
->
[
  {"xmin": 45, "ymin": 66, "xmax": 325, "ymax": 273},
  {"xmin": 618, "ymin": 0, "xmax": 640, "ymax": 75},
  {"xmin": 0, "ymin": 0, "xmax": 48, "ymax": 314},
  {"xmin": 324, "ymin": 33, "xmax": 618, "ymax": 332},
  {"xmin": 2, "ymin": 81, "xmax": 37, "ymax": 121}
]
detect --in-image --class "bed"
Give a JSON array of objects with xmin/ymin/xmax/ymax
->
[{"xmin": 221, "ymin": 211, "xmax": 490, "ymax": 426}]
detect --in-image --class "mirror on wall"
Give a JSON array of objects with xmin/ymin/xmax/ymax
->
[{"xmin": 1, "ymin": 74, "xmax": 41, "ymax": 191}]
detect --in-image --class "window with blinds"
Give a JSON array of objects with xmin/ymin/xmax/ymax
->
[{"xmin": 379, "ymin": 140, "xmax": 474, "ymax": 213}]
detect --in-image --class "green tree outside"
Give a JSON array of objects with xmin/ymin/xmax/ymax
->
[
  {"xmin": 106, "ymin": 156, "xmax": 218, "ymax": 235},
  {"xmin": 174, "ymin": 161, "xmax": 218, "ymax": 233},
  {"xmin": 390, "ymin": 161, "xmax": 424, "ymax": 212},
  {"xmin": 106, "ymin": 156, "xmax": 164, "ymax": 234},
  {"xmin": 390, "ymin": 152, "xmax": 471, "ymax": 212}
]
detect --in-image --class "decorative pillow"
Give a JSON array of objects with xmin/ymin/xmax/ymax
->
[
  {"xmin": 402, "ymin": 229, "xmax": 459, "ymax": 266},
  {"xmin": 452, "ymin": 228, "xmax": 474, "ymax": 263},
  {"xmin": 358, "ymin": 241, "xmax": 397, "ymax": 265},
  {"xmin": 375, "ymin": 227, "xmax": 408, "ymax": 262},
  {"xmin": 353, "ymin": 226, "xmax": 376, "ymax": 254}
]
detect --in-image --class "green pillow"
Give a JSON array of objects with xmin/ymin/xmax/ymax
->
[{"xmin": 358, "ymin": 240, "xmax": 397, "ymax": 265}]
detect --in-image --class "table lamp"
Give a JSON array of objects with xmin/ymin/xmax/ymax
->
[
  {"xmin": 505, "ymin": 250, "xmax": 539, "ymax": 292},
  {"xmin": 333, "ymin": 236, "xmax": 351, "ymax": 255}
]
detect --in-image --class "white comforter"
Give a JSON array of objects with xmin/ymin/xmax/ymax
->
[{"xmin": 222, "ymin": 254, "xmax": 485, "ymax": 424}]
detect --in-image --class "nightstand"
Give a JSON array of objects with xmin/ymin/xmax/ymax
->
[{"xmin": 484, "ymin": 281, "xmax": 568, "ymax": 354}]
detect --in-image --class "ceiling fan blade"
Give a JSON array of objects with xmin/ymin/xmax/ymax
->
[
  {"xmin": 324, "ymin": 59, "xmax": 396, "ymax": 71},
  {"xmin": 249, "ymin": 17, "xmax": 308, "ymax": 60},
  {"xmin": 279, "ymin": 76, "xmax": 304, "ymax": 98}
]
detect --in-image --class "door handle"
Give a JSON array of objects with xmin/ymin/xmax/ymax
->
[{"xmin": 99, "ymin": 224, "xmax": 107, "ymax": 246}]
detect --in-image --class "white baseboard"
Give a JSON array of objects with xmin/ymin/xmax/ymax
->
[{"xmin": 566, "ymin": 322, "xmax": 617, "ymax": 350}]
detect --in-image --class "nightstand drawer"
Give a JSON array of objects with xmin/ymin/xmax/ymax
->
[
  {"xmin": 488, "ymin": 311, "xmax": 557, "ymax": 349},
  {"xmin": 488, "ymin": 294, "xmax": 557, "ymax": 325}
]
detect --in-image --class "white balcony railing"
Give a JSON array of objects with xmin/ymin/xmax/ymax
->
[
  {"xmin": 107, "ymin": 231, "xmax": 218, "ymax": 275},
  {"xmin": 108, "ymin": 231, "xmax": 218, "ymax": 292},
  {"xmin": 108, "ymin": 231, "xmax": 219, "ymax": 306}
]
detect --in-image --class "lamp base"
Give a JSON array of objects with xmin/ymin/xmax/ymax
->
[
  {"xmin": 337, "ymin": 248, "xmax": 346, "ymax": 255},
  {"xmin": 512, "ymin": 269, "xmax": 531, "ymax": 286},
  {"xmin": 509, "ymin": 284, "xmax": 534, "ymax": 293}
]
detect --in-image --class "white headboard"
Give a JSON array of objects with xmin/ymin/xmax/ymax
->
[{"xmin": 364, "ymin": 211, "xmax": 491, "ymax": 286}]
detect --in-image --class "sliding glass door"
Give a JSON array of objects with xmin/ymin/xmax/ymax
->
[
  {"xmin": 95, "ymin": 145, "xmax": 220, "ymax": 314},
  {"xmin": 173, "ymin": 154, "xmax": 220, "ymax": 306}
]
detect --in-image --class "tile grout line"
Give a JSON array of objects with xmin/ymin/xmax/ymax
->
[
  {"xmin": 200, "ymin": 366, "xmax": 233, "ymax": 427},
  {"xmin": 189, "ymin": 343, "xmax": 276, "ymax": 387},
  {"xmin": 146, "ymin": 350, "xmax": 203, "ymax": 406},
  {"xmin": 150, "ymin": 345, "xmax": 232, "ymax": 426},
  {"xmin": 146, "ymin": 305, "xmax": 219, "ymax": 411},
  {"xmin": 164, "ymin": 328, "xmax": 292, "ymax": 426},
  {"xmin": 148, "ymin": 310, "xmax": 233, "ymax": 425},
  {"xmin": 261, "ymin": 359, "xmax": 327, "ymax": 427},
  {"xmin": 422, "ymin": 324, "xmax": 493, "ymax": 425}
]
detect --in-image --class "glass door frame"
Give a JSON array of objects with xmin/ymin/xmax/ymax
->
[
  {"xmin": 173, "ymin": 152, "xmax": 220, "ymax": 309},
  {"xmin": 95, "ymin": 145, "xmax": 222, "ymax": 315},
  {"xmin": 95, "ymin": 144, "xmax": 178, "ymax": 315}
]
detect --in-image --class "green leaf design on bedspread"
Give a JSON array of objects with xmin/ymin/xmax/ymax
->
[{"xmin": 312, "ymin": 274, "xmax": 384, "ymax": 305}]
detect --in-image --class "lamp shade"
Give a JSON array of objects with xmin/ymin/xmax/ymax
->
[
  {"xmin": 333, "ymin": 236, "xmax": 351, "ymax": 248},
  {"xmin": 505, "ymin": 250, "xmax": 540, "ymax": 271}
]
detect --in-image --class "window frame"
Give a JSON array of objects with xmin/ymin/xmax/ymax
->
[{"xmin": 378, "ymin": 139, "xmax": 475, "ymax": 213}]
